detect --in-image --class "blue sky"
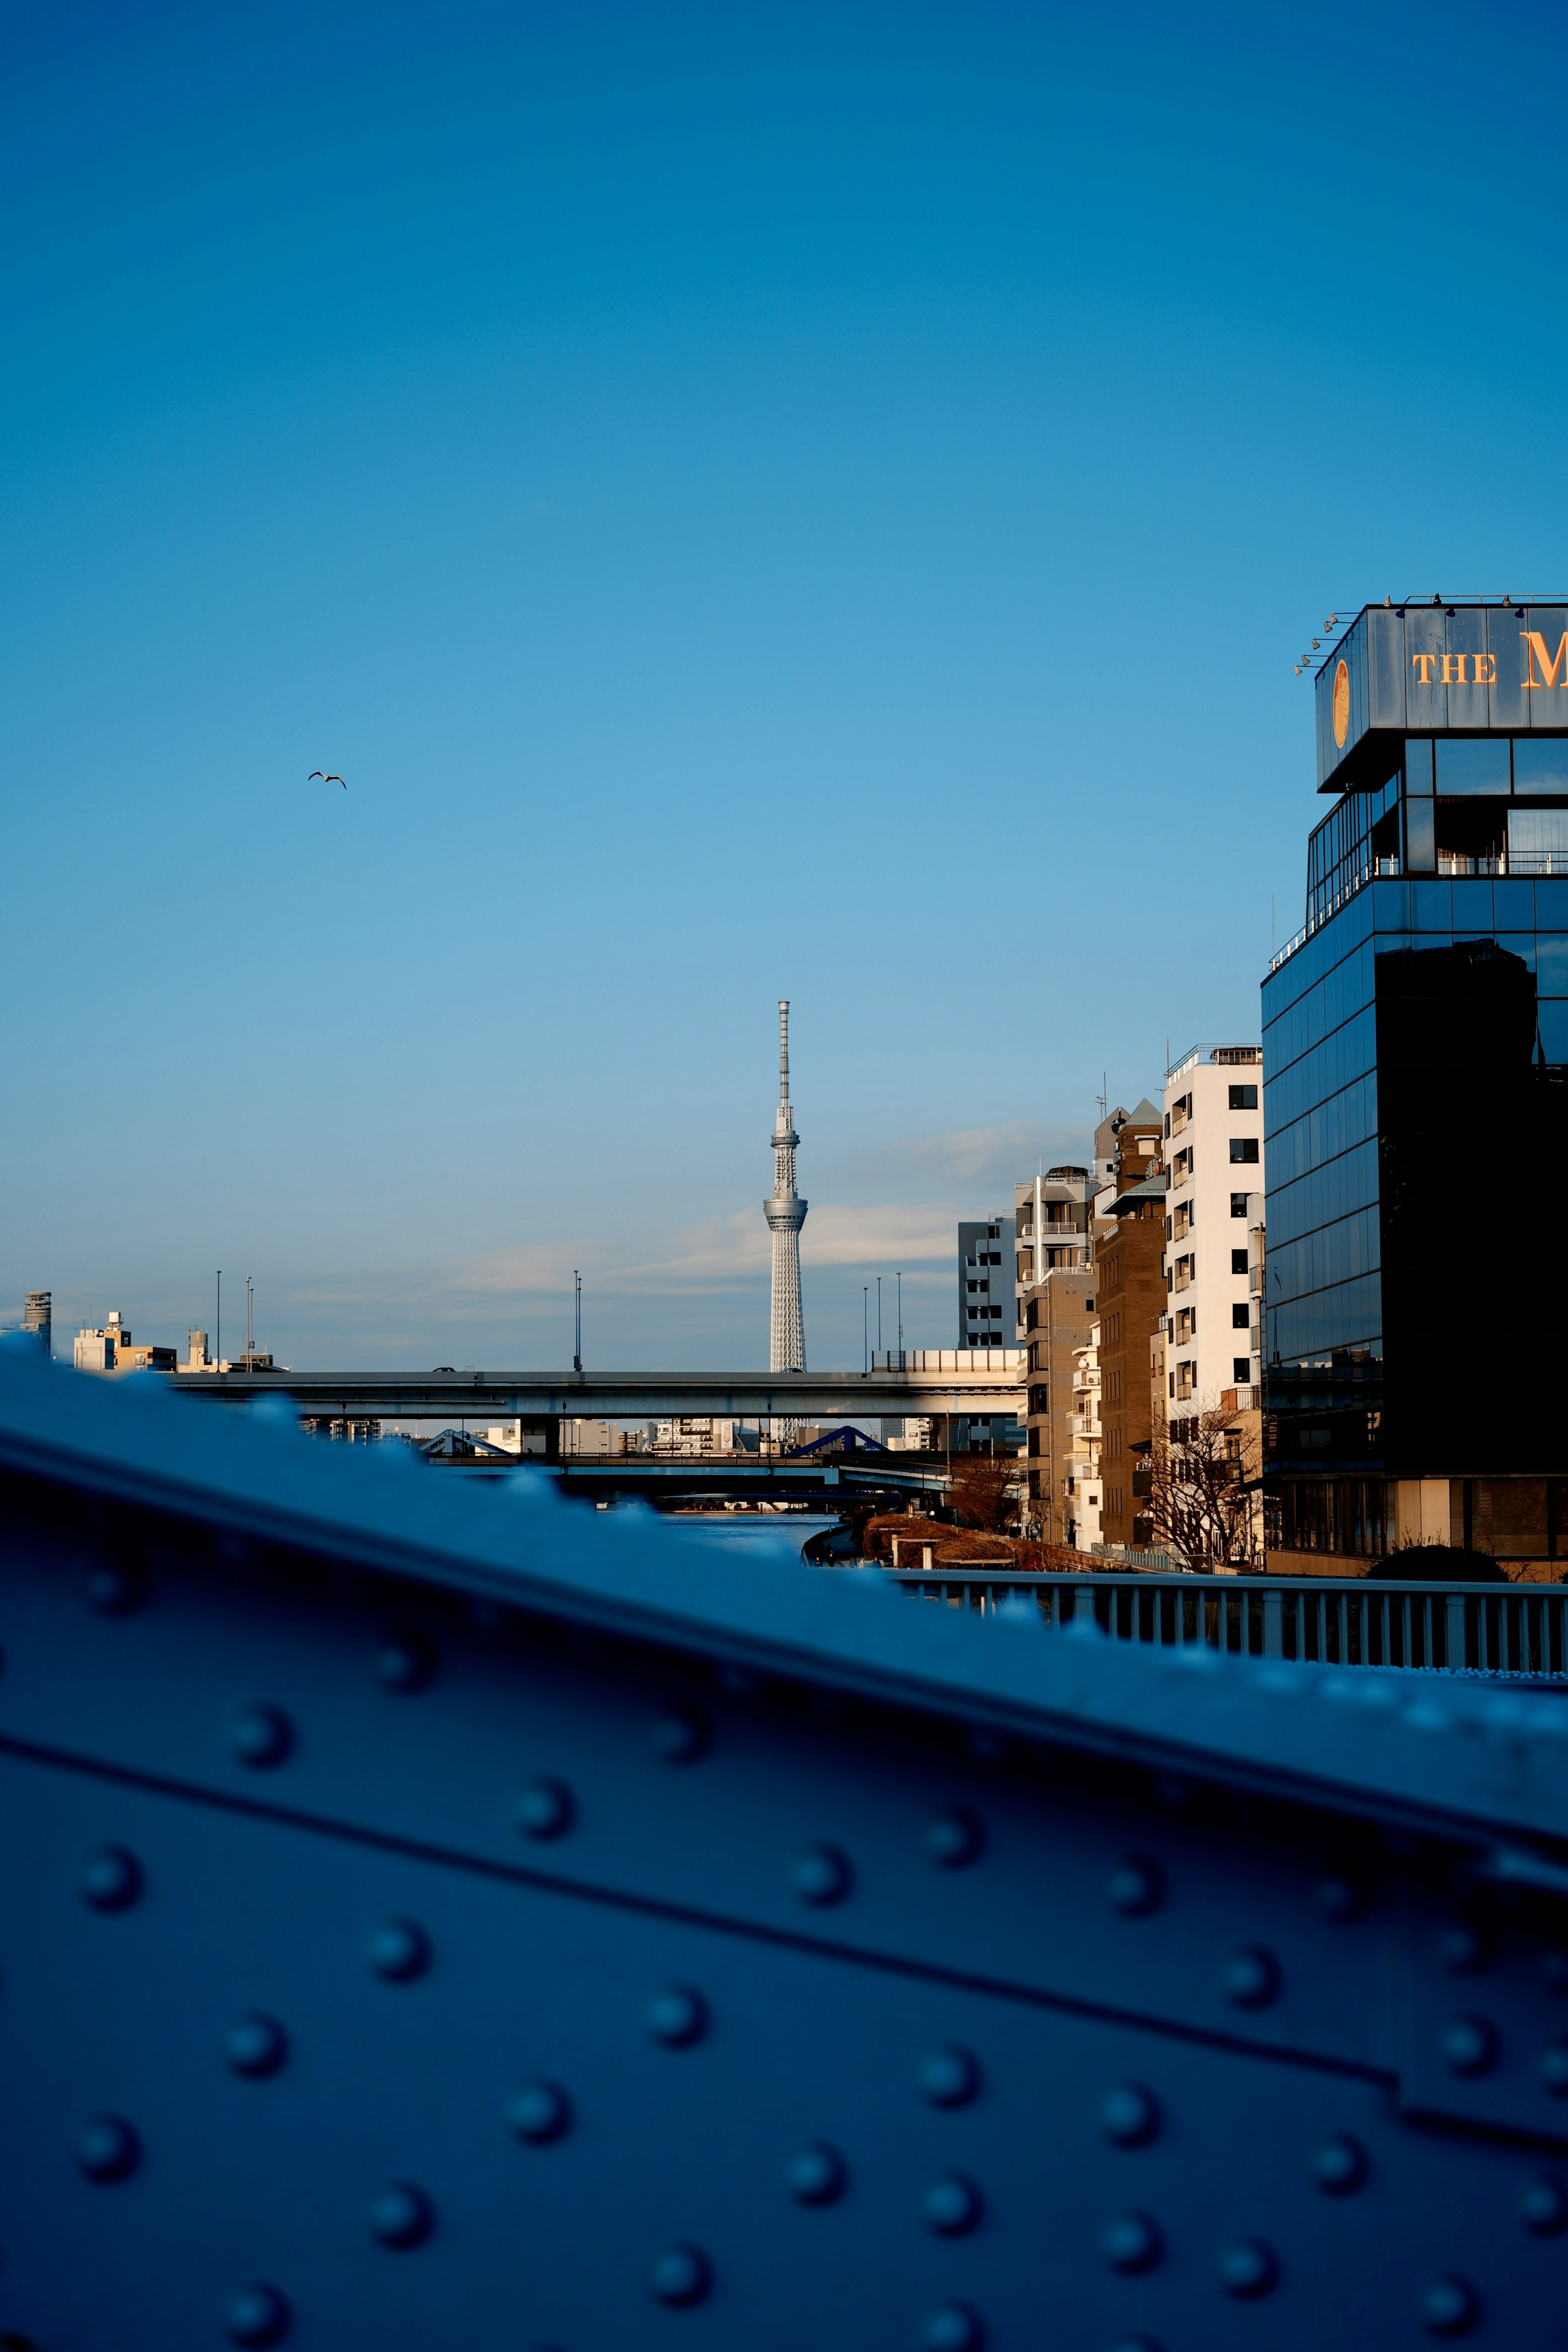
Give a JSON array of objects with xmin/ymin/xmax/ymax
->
[{"xmin": 4, "ymin": 2, "xmax": 1566, "ymax": 1370}]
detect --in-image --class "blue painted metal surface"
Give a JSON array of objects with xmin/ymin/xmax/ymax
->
[{"xmin": 2, "ymin": 1343, "xmax": 1568, "ymax": 2347}]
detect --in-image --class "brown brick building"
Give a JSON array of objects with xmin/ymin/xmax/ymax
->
[
  {"xmin": 1022, "ymin": 1266, "xmax": 1094, "ymax": 1544},
  {"xmin": 1095, "ymin": 1166, "xmax": 1168, "ymax": 1550}
]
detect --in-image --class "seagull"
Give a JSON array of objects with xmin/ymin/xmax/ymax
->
[{"xmin": 309, "ymin": 770, "xmax": 347, "ymax": 789}]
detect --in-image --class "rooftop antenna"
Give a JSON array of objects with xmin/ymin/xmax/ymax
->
[
  {"xmin": 216, "ymin": 1270, "xmax": 221, "ymax": 1369},
  {"xmin": 573, "ymin": 1270, "xmax": 582, "ymax": 1375}
]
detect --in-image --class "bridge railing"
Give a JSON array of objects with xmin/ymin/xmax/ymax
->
[{"xmin": 884, "ymin": 1566, "xmax": 1568, "ymax": 1678}]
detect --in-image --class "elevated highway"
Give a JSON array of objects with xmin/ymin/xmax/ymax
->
[{"xmin": 167, "ymin": 1350, "xmax": 1025, "ymax": 1423}]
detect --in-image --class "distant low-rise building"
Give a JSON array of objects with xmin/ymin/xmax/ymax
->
[{"xmin": 74, "ymin": 1311, "xmax": 173, "ymax": 1374}]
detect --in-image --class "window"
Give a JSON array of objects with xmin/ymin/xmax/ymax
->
[
  {"xmin": 987, "ymin": 1251, "xmax": 1001, "ymax": 1265},
  {"xmin": 1168, "ymin": 1372, "xmax": 1175, "ymax": 1398},
  {"xmin": 1025, "ymin": 1300, "xmax": 1038, "ymax": 1332},
  {"xmin": 1229, "ymin": 1192, "xmax": 1249, "ymax": 1218},
  {"xmin": 1232, "ymin": 1302, "xmax": 1249, "ymax": 1329},
  {"xmin": 1231, "ymin": 1248, "xmax": 1248, "ymax": 1275},
  {"xmin": 1233, "ymin": 1356, "xmax": 1252, "ymax": 1382},
  {"xmin": 967, "ymin": 1281, "xmax": 977, "ymax": 1293},
  {"xmin": 1229, "ymin": 1137, "xmax": 1259, "ymax": 1164},
  {"xmin": 1228, "ymin": 1083, "xmax": 1258, "ymax": 1110}
]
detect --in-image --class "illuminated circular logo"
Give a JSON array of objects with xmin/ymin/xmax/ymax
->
[{"xmin": 1332, "ymin": 658, "xmax": 1350, "ymax": 748}]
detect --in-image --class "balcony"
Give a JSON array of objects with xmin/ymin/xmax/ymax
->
[
  {"xmin": 1069, "ymin": 1413, "xmax": 1100, "ymax": 1440},
  {"xmin": 1172, "ymin": 1265, "xmax": 1192, "ymax": 1293},
  {"xmin": 1249, "ymin": 1265, "xmax": 1263, "ymax": 1294}
]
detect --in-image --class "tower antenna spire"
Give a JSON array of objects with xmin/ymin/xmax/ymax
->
[{"xmin": 764, "ymin": 999, "xmax": 807, "ymax": 1391}]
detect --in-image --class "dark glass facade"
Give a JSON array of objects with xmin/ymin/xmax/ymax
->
[{"xmin": 1263, "ymin": 624, "xmax": 1568, "ymax": 1556}]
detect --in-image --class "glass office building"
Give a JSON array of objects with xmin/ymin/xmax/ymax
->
[{"xmin": 1262, "ymin": 598, "xmax": 1568, "ymax": 1563}]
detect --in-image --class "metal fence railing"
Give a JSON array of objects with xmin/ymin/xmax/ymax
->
[{"xmin": 885, "ymin": 1568, "xmax": 1568, "ymax": 1678}]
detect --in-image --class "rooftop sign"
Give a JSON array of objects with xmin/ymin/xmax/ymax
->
[{"xmin": 1316, "ymin": 600, "xmax": 1568, "ymax": 794}]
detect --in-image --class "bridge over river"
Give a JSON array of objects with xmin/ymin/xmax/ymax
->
[{"xmin": 166, "ymin": 1348, "xmax": 1025, "ymax": 1424}]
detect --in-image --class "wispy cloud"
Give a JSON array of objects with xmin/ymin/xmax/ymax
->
[
  {"xmin": 278, "ymin": 1196, "xmax": 963, "ymax": 1326},
  {"xmin": 826, "ymin": 1121, "xmax": 1094, "ymax": 1193}
]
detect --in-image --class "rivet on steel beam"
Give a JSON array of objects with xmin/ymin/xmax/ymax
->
[
  {"xmin": 1420, "ymin": 2275, "xmax": 1479, "ymax": 2337},
  {"xmin": 1441, "ymin": 2016, "xmax": 1497, "ymax": 2077},
  {"xmin": 923, "ymin": 2303, "xmax": 984, "ymax": 2352},
  {"xmin": 224, "ymin": 2281, "xmax": 291, "ymax": 2347},
  {"xmin": 926, "ymin": 1807, "xmax": 984, "ymax": 1869},
  {"xmin": 509, "ymin": 2080, "xmax": 572, "ymax": 2145},
  {"xmin": 226, "ymin": 2013, "xmax": 289, "ymax": 2078},
  {"xmin": 368, "ymin": 1917, "xmax": 431, "ymax": 1982},
  {"xmin": 1315, "ymin": 1873, "xmax": 1367, "ymax": 1923},
  {"xmin": 80, "ymin": 1844, "xmax": 143, "ymax": 1912},
  {"xmin": 646, "ymin": 1984, "xmax": 708, "ymax": 2048},
  {"xmin": 1107, "ymin": 1856, "xmax": 1164, "ymax": 1917},
  {"xmin": 784, "ymin": 2141, "xmax": 846, "ymax": 2205},
  {"xmin": 647, "ymin": 2243, "xmax": 711, "ymax": 2306},
  {"xmin": 919, "ymin": 2046, "xmax": 980, "ymax": 2108},
  {"xmin": 1539, "ymin": 2041, "xmax": 1568, "ymax": 2098},
  {"xmin": 653, "ymin": 1705, "xmax": 711, "ymax": 1764},
  {"xmin": 231, "ymin": 1703, "xmax": 293, "ymax": 1770},
  {"xmin": 793, "ymin": 1842, "xmax": 851, "ymax": 1906},
  {"xmin": 1101, "ymin": 2211, "xmax": 1162, "ymax": 2273},
  {"xmin": 74, "ymin": 2113, "xmax": 140, "ymax": 2183},
  {"xmin": 1100, "ymin": 2083, "xmax": 1160, "ymax": 2148},
  {"xmin": 923, "ymin": 2173, "xmax": 982, "ymax": 2236},
  {"xmin": 376, "ymin": 1632, "xmax": 437, "ymax": 1694},
  {"xmin": 1312, "ymin": 2133, "xmax": 1368, "ymax": 2194},
  {"xmin": 1217, "ymin": 2237, "xmax": 1277, "ymax": 2298},
  {"xmin": 1223, "ymin": 1945, "xmax": 1281, "ymax": 2009},
  {"xmin": 1440, "ymin": 1923, "xmax": 1488, "ymax": 1975},
  {"xmin": 85, "ymin": 1561, "xmax": 146, "ymax": 1616},
  {"xmin": 1520, "ymin": 2172, "xmax": 1568, "ymax": 2236},
  {"xmin": 368, "ymin": 2181, "xmax": 434, "ymax": 2249},
  {"xmin": 515, "ymin": 1775, "xmax": 575, "ymax": 1841}
]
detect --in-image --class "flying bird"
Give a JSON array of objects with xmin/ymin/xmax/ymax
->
[{"xmin": 308, "ymin": 770, "xmax": 347, "ymax": 789}]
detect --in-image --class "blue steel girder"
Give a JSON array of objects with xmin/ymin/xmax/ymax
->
[{"xmin": 0, "ymin": 1345, "xmax": 1567, "ymax": 2349}]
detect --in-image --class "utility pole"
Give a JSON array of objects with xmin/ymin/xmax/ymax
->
[
  {"xmin": 216, "ymin": 1271, "xmax": 221, "ymax": 1369},
  {"xmin": 876, "ymin": 1275, "xmax": 882, "ymax": 1355},
  {"xmin": 896, "ymin": 1271, "xmax": 903, "ymax": 1359},
  {"xmin": 862, "ymin": 1286, "xmax": 868, "ymax": 1376},
  {"xmin": 573, "ymin": 1271, "xmax": 582, "ymax": 1375}
]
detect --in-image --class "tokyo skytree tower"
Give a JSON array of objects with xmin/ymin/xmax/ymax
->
[{"xmin": 764, "ymin": 999, "xmax": 807, "ymax": 1373}]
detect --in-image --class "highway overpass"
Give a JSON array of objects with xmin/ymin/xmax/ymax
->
[{"xmin": 166, "ymin": 1350, "xmax": 1025, "ymax": 1423}]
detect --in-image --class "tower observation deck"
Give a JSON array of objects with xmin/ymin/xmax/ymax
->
[{"xmin": 764, "ymin": 999, "xmax": 807, "ymax": 1373}]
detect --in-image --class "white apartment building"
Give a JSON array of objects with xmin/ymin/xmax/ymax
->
[
  {"xmin": 1063, "ymin": 1317, "xmax": 1102, "ymax": 1550},
  {"xmin": 1162, "ymin": 1046, "xmax": 1265, "ymax": 1421}
]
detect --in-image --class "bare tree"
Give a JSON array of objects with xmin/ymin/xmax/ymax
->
[
  {"xmin": 949, "ymin": 1451, "xmax": 1019, "ymax": 1536},
  {"xmin": 1143, "ymin": 1409, "xmax": 1260, "ymax": 1567}
]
